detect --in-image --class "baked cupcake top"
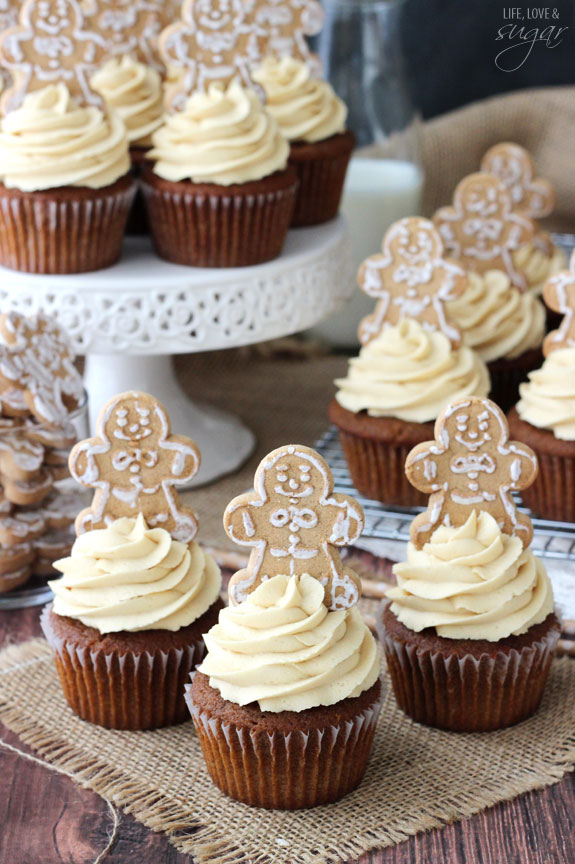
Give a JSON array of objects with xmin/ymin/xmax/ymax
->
[
  {"xmin": 91, "ymin": 57, "xmax": 164, "ymax": 148},
  {"xmin": 388, "ymin": 511, "xmax": 553, "ymax": 641},
  {"xmin": 0, "ymin": 83, "xmax": 130, "ymax": 192},
  {"xmin": 149, "ymin": 79, "xmax": 289, "ymax": 185},
  {"xmin": 198, "ymin": 573, "xmax": 379, "ymax": 712},
  {"xmin": 335, "ymin": 318, "xmax": 490, "ymax": 423},
  {"xmin": 49, "ymin": 514, "xmax": 221, "ymax": 633},
  {"xmin": 517, "ymin": 346, "xmax": 575, "ymax": 440},
  {"xmin": 252, "ymin": 56, "xmax": 346, "ymax": 143},
  {"xmin": 447, "ymin": 270, "xmax": 545, "ymax": 362},
  {"xmin": 513, "ymin": 241, "xmax": 567, "ymax": 295}
]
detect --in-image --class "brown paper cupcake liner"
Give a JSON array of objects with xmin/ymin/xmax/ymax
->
[
  {"xmin": 125, "ymin": 147, "xmax": 150, "ymax": 236},
  {"xmin": 186, "ymin": 677, "xmax": 383, "ymax": 809},
  {"xmin": 487, "ymin": 348, "xmax": 542, "ymax": 413},
  {"xmin": 336, "ymin": 427, "xmax": 428, "ymax": 507},
  {"xmin": 289, "ymin": 131, "xmax": 354, "ymax": 227},
  {"xmin": 380, "ymin": 615, "xmax": 560, "ymax": 732},
  {"xmin": 142, "ymin": 166, "xmax": 297, "ymax": 267},
  {"xmin": 41, "ymin": 604, "xmax": 206, "ymax": 730},
  {"xmin": 519, "ymin": 449, "xmax": 575, "ymax": 523},
  {"xmin": 0, "ymin": 176, "xmax": 135, "ymax": 274}
]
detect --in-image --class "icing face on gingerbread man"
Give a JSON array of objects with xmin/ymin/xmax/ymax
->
[
  {"xmin": 224, "ymin": 445, "xmax": 364, "ymax": 610},
  {"xmin": 542, "ymin": 250, "xmax": 575, "ymax": 356},
  {"xmin": 406, "ymin": 397, "xmax": 537, "ymax": 548},
  {"xmin": 480, "ymin": 142, "xmax": 555, "ymax": 220},
  {"xmin": 357, "ymin": 217, "xmax": 467, "ymax": 346},
  {"xmin": 81, "ymin": 0, "xmax": 166, "ymax": 72},
  {"xmin": 433, "ymin": 172, "xmax": 535, "ymax": 292},
  {"xmin": 69, "ymin": 391, "xmax": 200, "ymax": 542},
  {"xmin": 0, "ymin": 0, "xmax": 107, "ymax": 111}
]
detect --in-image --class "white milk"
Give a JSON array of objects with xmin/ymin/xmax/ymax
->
[{"xmin": 310, "ymin": 157, "xmax": 424, "ymax": 347}]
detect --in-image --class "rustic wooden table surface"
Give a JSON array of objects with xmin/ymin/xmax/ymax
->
[{"xmin": 1, "ymin": 603, "xmax": 574, "ymax": 864}]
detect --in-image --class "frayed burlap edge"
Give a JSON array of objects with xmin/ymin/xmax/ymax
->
[{"xmin": 1, "ymin": 639, "xmax": 575, "ymax": 864}]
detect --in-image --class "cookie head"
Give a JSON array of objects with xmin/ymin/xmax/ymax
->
[
  {"xmin": 260, "ymin": 448, "xmax": 327, "ymax": 505},
  {"xmin": 480, "ymin": 142, "xmax": 555, "ymax": 219},
  {"xmin": 102, "ymin": 395, "xmax": 159, "ymax": 446}
]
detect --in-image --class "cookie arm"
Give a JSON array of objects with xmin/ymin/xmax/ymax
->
[
  {"xmin": 405, "ymin": 442, "xmax": 445, "ymax": 496},
  {"xmin": 161, "ymin": 435, "xmax": 200, "ymax": 485},
  {"xmin": 69, "ymin": 438, "xmax": 108, "ymax": 488},
  {"xmin": 223, "ymin": 494, "xmax": 263, "ymax": 547},
  {"xmin": 326, "ymin": 494, "xmax": 364, "ymax": 546},
  {"xmin": 507, "ymin": 442, "xmax": 538, "ymax": 491}
]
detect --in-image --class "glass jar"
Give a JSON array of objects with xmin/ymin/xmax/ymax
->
[
  {"xmin": 311, "ymin": 0, "xmax": 424, "ymax": 346},
  {"xmin": 0, "ymin": 394, "xmax": 89, "ymax": 610}
]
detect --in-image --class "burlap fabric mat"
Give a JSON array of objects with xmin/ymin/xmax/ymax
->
[{"xmin": 1, "ymin": 639, "xmax": 574, "ymax": 863}]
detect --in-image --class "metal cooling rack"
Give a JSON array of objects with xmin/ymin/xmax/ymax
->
[{"xmin": 315, "ymin": 425, "xmax": 575, "ymax": 564}]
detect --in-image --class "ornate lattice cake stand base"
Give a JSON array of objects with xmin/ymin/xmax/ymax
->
[{"xmin": 0, "ymin": 218, "xmax": 352, "ymax": 485}]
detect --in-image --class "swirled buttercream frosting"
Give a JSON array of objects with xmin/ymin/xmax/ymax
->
[
  {"xmin": 0, "ymin": 83, "xmax": 130, "ymax": 191},
  {"xmin": 49, "ymin": 514, "xmax": 222, "ymax": 633},
  {"xmin": 149, "ymin": 79, "xmax": 288, "ymax": 184},
  {"xmin": 252, "ymin": 56, "xmax": 347, "ymax": 143},
  {"xmin": 388, "ymin": 512, "xmax": 554, "ymax": 641},
  {"xmin": 513, "ymin": 241, "xmax": 566, "ymax": 295},
  {"xmin": 335, "ymin": 319, "xmax": 490, "ymax": 423},
  {"xmin": 198, "ymin": 573, "xmax": 379, "ymax": 712},
  {"xmin": 447, "ymin": 270, "xmax": 545, "ymax": 361},
  {"xmin": 91, "ymin": 57, "xmax": 164, "ymax": 147},
  {"xmin": 517, "ymin": 347, "xmax": 575, "ymax": 440}
]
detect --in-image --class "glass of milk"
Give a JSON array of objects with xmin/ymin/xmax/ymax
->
[{"xmin": 309, "ymin": 0, "xmax": 424, "ymax": 347}]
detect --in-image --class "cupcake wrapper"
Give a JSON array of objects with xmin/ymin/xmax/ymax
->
[
  {"xmin": 336, "ymin": 428, "xmax": 427, "ymax": 507},
  {"xmin": 143, "ymin": 178, "xmax": 296, "ymax": 267},
  {"xmin": 290, "ymin": 148, "xmax": 352, "ymax": 227},
  {"xmin": 382, "ymin": 627, "xmax": 559, "ymax": 732},
  {"xmin": 520, "ymin": 449, "xmax": 575, "ymax": 523},
  {"xmin": 41, "ymin": 605, "xmax": 205, "ymax": 730},
  {"xmin": 488, "ymin": 351, "xmax": 542, "ymax": 413},
  {"xmin": 186, "ymin": 680, "xmax": 382, "ymax": 809},
  {"xmin": 0, "ymin": 181, "xmax": 135, "ymax": 274}
]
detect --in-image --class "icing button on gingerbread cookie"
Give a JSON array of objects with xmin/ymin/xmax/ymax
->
[
  {"xmin": 70, "ymin": 391, "xmax": 200, "ymax": 542},
  {"xmin": 224, "ymin": 444, "xmax": 364, "ymax": 610},
  {"xmin": 405, "ymin": 396, "xmax": 538, "ymax": 548}
]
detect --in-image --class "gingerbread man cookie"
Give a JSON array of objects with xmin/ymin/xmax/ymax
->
[
  {"xmin": 69, "ymin": 391, "xmax": 200, "ymax": 542},
  {"xmin": 160, "ymin": 0, "xmax": 323, "ymax": 111},
  {"xmin": 357, "ymin": 217, "xmax": 467, "ymax": 346},
  {"xmin": 542, "ymin": 250, "xmax": 575, "ymax": 356},
  {"xmin": 0, "ymin": 0, "xmax": 108, "ymax": 112},
  {"xmin": 405, "ymin": 396, "xmax": 537, "ymax": 549},
  {"xmin": 0, "ymin": 312, "xmax": 84, "ymax": 427},
  {"xmin": 224, "ymin": 444, "xmax": 364, "ymax": 610},
  {"xmin": 480, "ymin": 142, "xmax": 555, "ymax": 220},
  {"xmin": 82, "ymin": 0, "xmax": 167, "ymax": 73},
  {"xmin": 433, "ymin": 172, "xmax": 535, "ymax": 291}
]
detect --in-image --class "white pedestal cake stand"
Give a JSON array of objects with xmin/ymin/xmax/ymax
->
[{"xmin": 0, "ymin": 218, "xmax": 352, "ymax": 486}]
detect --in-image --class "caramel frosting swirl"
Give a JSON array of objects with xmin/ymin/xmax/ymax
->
[
  {"xmin": 517, "ymin": 347, "xmax": 575, "ymax": 440},
  {"xmin": 198, "ymin": 573, "xmax": 379, "ymax": 712},
  {"xmin": 512, "ymin": 241, "xmax": 567, "ymax": 295},
  {"xmin": 150, "ymin": 79, "xmax": 288, "ymax": 185},
  {"xmin": 447, "ymin": 270, "xmax": 545, "ymax": 362},
  {"xmin": 49, "ymin": 514, "xmax": 222, "ymax": 633},
  {"xmin": 335, "ymin": 319, "xmax": 490, "ymax": 423},
  {"xmin": 389, "ymin": 512, "xmax": 554, "ymax": 641},
  {"xmin": 252, "ymin": 56, "xmax": 347, "ymax": 143},
  {"xmin": 0, "ymin": 84, "xmax": 130, "ymax": 191},
  {"xmin": 91, "ymin": 57, "xmax": 164, "ymax": 147}
]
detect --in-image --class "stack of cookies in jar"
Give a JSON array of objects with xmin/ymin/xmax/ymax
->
[{"xmin": 0, "ymin": 311, "xmax": 85, "ymax": 594}]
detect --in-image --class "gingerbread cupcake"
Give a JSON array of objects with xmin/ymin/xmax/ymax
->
[
  {"xmin": 188, "ymin": 445, "xmax": 382, "ymax": 809},
  {"xmin": 42, "ymin": 391, "xmax": 223, "ymax": 730},
  {"xmin": 379, "ymin": 396, "xmax": 560, "ymax": 732},
  {"xmin": 142, "ymin": 80, "xmax": 296, "ymax": 267},
  {"xmin": 330, "ymin": 218, "xmax": 490, "ymax": 506},
  {"xmin": 508, "ymin": 253, "xmax": 575, "ymax": 522},
  {"xmin": 252, "ymin": 56, "xmax": 353, "ymax": 227}
]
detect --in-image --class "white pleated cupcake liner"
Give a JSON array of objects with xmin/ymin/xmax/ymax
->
[
  {"xmin": 41, "ymin": 604, "xmax": 205, "ymax": 730},
  {"xmin": 185, "ymin": 675, "xmax": 383, "ymax": 809}
]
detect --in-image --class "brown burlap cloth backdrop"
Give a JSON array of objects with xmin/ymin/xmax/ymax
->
[{"xmin": 2, "ymin": 88, "xmax": 575, "ymax": 863}]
